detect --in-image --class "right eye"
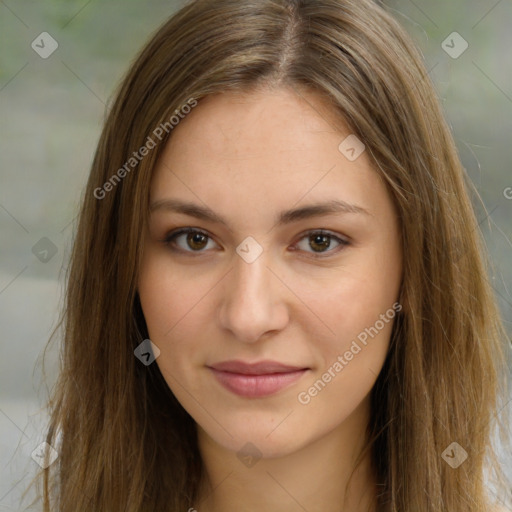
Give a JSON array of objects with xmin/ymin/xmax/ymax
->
[{"xmin": 161, "ymin": 228, "xmax": 219, "ymax": 254}]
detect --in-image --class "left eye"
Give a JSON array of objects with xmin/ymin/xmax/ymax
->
[
  {"xmin": 293, "ymin": 230, "xmax": 348, "ymax": 257},
  {"xmin": 162, "ymin": 228, "xmax": 349, "ymax": 258}
]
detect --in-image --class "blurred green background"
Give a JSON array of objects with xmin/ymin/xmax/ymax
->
[{"xmin": 0, "ymin": 0, "xmax": 510, "ymax": 510}]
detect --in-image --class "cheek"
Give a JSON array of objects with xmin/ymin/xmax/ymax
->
[
  {"xmin": 303, "ymin": 266, "xmax": 398, "ymax": 342},
  {"xmin": 138, "ymin": 250, "xmax": 203, "ymax": 336},
  {"xmin": 296, "ymin": 279, "xmax": 397, "ymax": 418},
  {"xmin": 137, "ymin": 251, "xmax": 215, "ymax": 379},
  {"xmin": 296, "ymin": 251, "xmax": 400, "ymax": 379},
  {"xmin": 138, "ymin": 255, "xmax": 174, "ymax": 337}
]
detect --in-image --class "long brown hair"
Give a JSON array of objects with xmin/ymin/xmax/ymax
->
[{"xmin": 29, "ymin": 0, "xmax": 511, "ymax": 510}]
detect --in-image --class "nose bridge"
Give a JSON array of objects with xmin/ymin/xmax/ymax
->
[
  {"xmin": 218, "ymin": 244, "xmax": 287, "ymax": 343},
  {"xmin": 232, "ymin": 247, "xmax": 269, "ymax": 299}
]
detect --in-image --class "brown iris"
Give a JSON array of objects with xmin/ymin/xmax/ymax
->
[
  {"xmin": 309, "ymin": 233, "xmax": 331, "ymax": 253},
  {"xmin": 187, "ymin": 232, "xmax": 209, "ymax": 250}
]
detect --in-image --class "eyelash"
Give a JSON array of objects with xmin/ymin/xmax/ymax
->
[{"xmin": 160, "ymin": 228, "xmax": 350, "ymax": 259}]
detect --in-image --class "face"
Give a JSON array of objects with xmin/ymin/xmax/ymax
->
[{"xmin": 138, "ymin": 86, "xmax": 402, "ymax": 458}]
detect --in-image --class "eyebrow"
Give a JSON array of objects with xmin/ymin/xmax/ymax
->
[{"xmin": 149, "ymin": 198, "xmax": 370, "ymax": 227}]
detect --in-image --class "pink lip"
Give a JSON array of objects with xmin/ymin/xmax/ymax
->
[{"xmin": 208, "ymin": 360, "xmax": 309, "ymax": 398}]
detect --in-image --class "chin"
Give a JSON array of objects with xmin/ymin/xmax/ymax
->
[{"xmin": 197, "ymin": 413, "xmax": 312, "ymax": 460}]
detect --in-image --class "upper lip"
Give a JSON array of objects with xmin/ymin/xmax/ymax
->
[{"xmin": 208, "ymin": 360, "xmax": 308, "ymax": 375}]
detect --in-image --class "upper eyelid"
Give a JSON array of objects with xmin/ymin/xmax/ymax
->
[{"xmin": 163, "ymin": 227, "xmax": 216, "ymax": 243}]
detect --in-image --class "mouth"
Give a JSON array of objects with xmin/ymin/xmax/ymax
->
[{"xmin": 207, "ymin": 360, "xmax": 310, "ymax": 398}]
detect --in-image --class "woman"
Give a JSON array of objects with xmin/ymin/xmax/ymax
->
[{"xmin": 32, "ymin": 0, "xmax": 511, "ymax": 510}]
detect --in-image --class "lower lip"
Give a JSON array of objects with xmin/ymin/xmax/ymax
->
[{"xmin": 209, "ymin": 368, "xmax": 308, "ymax": 398}]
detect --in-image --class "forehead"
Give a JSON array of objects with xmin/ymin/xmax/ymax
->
[
  {"xmin": 149, "ymin": 86, "xmax": 389, "ymax": 225},
  {"xmin": 162, "ymin": 86, "xmax": 351, "ymax": 161}
]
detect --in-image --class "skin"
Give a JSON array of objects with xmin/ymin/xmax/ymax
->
[{"xmin": 138, "ymin": 85, "xmax": 403, "ymax": 512}]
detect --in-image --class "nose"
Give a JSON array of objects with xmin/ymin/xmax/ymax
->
[{"xmin": 218, "ymin": 248, "xmax": 289, "ymax": 344}]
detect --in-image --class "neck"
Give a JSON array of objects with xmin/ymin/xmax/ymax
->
[{"xmin": 194, "ymin": 396, "xmax": 377, "ymax": 512}]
